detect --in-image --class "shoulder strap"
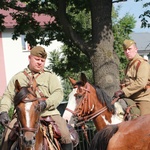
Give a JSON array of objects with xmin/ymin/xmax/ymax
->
[
  {"xmin": 135, "ymin": 60, "xmax": 141, "ymax": 73},
  {"xmin": 23, "ymin": 70, "xmax": 45, "ymax": 97},
  {"xmin": 125, "ymin": 59, "xmax": 143, "ymax": 75},
  {"xmin": 23, "ymin": 70, "xmax": 33, "ymax": 87}
]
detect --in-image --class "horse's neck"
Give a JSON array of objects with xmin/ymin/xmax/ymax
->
[{"xmin": 92, "ymin": 102, "xmax": 124, "ymax": 131}]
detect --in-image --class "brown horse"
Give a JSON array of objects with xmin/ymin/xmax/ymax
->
[
  {"xmin": 67, "ymin": 73, "xmax": 124, "ymax": 131},
  {"xmin": 89, "ymin": 114, "xmax": 150, "ymax": 150},
  {"xmin": 3, "ymin": 79, "xmax": 61, "ymax": 150}
]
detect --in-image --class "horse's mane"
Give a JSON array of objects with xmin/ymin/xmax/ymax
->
[
  {"xmin": 75, "ymin": 80, "xmax": 115, "ymax": 113},
  {"xmin": 89, "ymin": 125, "xmax": 118, "ymax": 150},
  {"xmin": 14, "ymin": 87, "xmax": 30, "ymax": 107},
  {"xmin": 94, "ymin": 85, "xmax": 115, "ymax": 112}
]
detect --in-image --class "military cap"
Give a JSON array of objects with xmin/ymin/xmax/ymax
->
[
  {"xmin": 30, "ymin": 46, "xmax": 47, "ymax": 59},
  {"xmin": 123, "ymin": 39, "xmax": 136, "ymax": 50}
]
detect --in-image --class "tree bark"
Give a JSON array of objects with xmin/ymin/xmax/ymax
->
[{"xmin": 88, "ymin": 0, "xmax": 120, "ymax": 97}]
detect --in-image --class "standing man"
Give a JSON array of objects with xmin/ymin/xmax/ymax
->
[
  {"xmin": 114, "ymin": 39, "xmax": 150, "ymax": 116},
  {"xmin": 0, "ymin": 46, "xmax": 73, "ymax": 150}
]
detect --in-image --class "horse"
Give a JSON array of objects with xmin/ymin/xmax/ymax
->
[
  {"xmin": 1, "ymin": 79, "xmax": 61, "ymax": 150},
  {"xmin": 64, "ymin": 72, "xmax": 124, "ymax": 131},
  {"xmin": 89, "ymin": 114, "xmax": 150, "ymax": 150}
]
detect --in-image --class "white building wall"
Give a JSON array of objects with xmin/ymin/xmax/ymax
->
[{"xmin": 2, "ymin": 29, "xmax": 63, "ymax": 85}]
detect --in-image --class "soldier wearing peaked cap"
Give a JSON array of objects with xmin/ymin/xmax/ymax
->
[
  {"xmin": 30, "ymin": 46, "xmax": 47, "ymax": 59},
  {"xmin": 0, "ymin": 46, "xmax": 73, "ymax": 149},
  {"xmin": 114, "ymin": 39, "xmax": 150, "ymax": 119}
]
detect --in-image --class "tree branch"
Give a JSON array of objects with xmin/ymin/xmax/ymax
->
[
  {"xmin": 112, "ymin": 0, "xmax": 127, "ymax": 3},
  {"xmin": 57, "ymin": 0, "xmax": 89, "ymax": 56},
  {"xmin": 4, "ymin": 1, "xmax": 56, "ymax": 17}
]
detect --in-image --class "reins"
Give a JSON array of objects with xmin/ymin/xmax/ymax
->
[
  {"xmin": 2, "ymin": 122, "xmax": 20, "ymax": 136},
  {"xmin": 75, "ymin": 97, "xmax": 119, "ymax": 126},
  {"xmin": 73, "ymin": 83, "xmax": 119, "ymax": 125},
  {"xmin": 75, "ymin": 106, "xmax": 107, "ymax": 126},
  {"xmin": 68, "ymin": 82, "xmax": 119, "ymax": 144}
]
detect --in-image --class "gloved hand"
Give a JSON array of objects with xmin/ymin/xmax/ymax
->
[
  {"xmin": 114, "ymin": 90, "xmax": 125, "ymax": 98},
  {"xmin": 37, "ymin": 101, "xmax": 47, "ymax": 112},
  {"xmin": 0, "ymin": 111, "xmax": 10, "ymax": 125}
]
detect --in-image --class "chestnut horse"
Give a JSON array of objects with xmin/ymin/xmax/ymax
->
[
  {"xmin": 89, "ymin": 114, "xmax": 150, "ymax": 150},
  {"xmin": 4, "ymin": 79, "xmax": 60, "ymax": 150},
  {"xmin": 65, "ymin": 73, "xmax": 124, "ymax": 131}
]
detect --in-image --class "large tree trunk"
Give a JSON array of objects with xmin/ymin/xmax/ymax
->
[
  {"xmin": 89, "ymin": 0, "xmax": 120, "ymax": 97},
  {"xmin": 91, "ymin": 45, "xmax": 120, "ymax": 97}
]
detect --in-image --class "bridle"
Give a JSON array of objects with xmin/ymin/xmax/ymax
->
[
  {"xmin": 15, "ymin": 87, "xmax": 41, "ymax": 140},
  {"xmin": 72, "ymin": 82, "xmax": 118, "ymax": 127},
  {"xmin": 72, "ymin": 82, "xmax": 101, "ymax": 125}
]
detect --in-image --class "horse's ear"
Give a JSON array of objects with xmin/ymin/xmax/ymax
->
[
  {"xmin": 80, "ymin": 73, "xmax": 87, "ymax": 84},
  {"xmin": 69, "ymin": 77, "xmax": 76, "ymax": 86},
  {"xmin": 15, "ymin": 80, "xmax": 21, "ymax": 93}
]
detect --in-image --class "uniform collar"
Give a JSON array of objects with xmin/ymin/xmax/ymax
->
[
  {"xmin": 129, "ymin": 53, "xmax": 140, "ymax": 63},
  {"xmin": 24, "ymin": 66, "xmax": 44, "ymax": 75}
]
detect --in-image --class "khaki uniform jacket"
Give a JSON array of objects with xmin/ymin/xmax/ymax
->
[
  {"xmin": 0, "ymin": 67, "xmax": 63, "ymax": 116},
  {"xmin": 122, "ymin": 54, "xmax": 150, "ymax": 102}
]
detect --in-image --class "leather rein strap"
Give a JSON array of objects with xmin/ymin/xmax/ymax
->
[
  {"xmin": 73, "ymin": 83, "xmax": 119, "ymax": 127},
  {"xmin": 72, "ymin": 83, "xmax": 118, "ymax": 144}
]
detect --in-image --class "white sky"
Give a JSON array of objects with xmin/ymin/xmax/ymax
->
[{"xmin": 113, "ymin": 0, "xmax": 150, "ymax": 33}]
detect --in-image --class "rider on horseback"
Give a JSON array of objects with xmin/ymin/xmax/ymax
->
[
  {"xmin": 0, "ymin": 46, "xmax": 73, "ymax": 149},
  {"xmin": 114, "ymin": 39, "xmax": 150, "ymax": 119}
]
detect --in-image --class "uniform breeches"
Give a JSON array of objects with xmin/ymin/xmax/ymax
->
[
  {"xmin": 137, "ymin": 101, "xmax": 150, "ymax": 115},
  {"xmin": 122, "ymin": 98, "xmax": 150, "ymax": 116},
  {"xmin": 118, "ymin": 98, "xmax": 140, "ymax": 120},
  {"xmin": 51, "ymin": 115, "xmax": 72, "ymax": 144}
]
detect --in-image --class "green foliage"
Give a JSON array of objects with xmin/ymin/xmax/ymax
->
[
  {"xmin": 47, "ymin": 49, "xmax": 93, "ymax": 101},
  {"xmin": 0, "ymin": 14, "xmax": 5, "ymax": 32},
  {"xmin": 48, "ymin": 6, "xmax": 136, "ymax": 99},
  {"xmin": 66, "ymin": 6, "xmax": 92, "ymax": 41},
  {"xmin": 0, "ymin": 0, "xmax": 92, "ymax": 48},
  {"xmin": 47, "ymin": 44, "xmax": 92, "ymax": 79},
  {"xmin": 138, "ymin": 2, "xmax": 150, "ymax": 28},
  {"xmin": 8, "ymin": 107, "xmax": 14, "ymax": 119},
  {"xmin": 0, "ymin": 1, "xmax": 136, "ymax": 100},
  {"xmin": 112, "ymin": 6, "xmax": 136, "ymax": 80}
]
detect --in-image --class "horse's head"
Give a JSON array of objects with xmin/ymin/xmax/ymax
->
[
  {"xmin": 14, "ymin": 79, "xmax": 40, "ymax": 148},
  {"xmin": 68, "ymin": 73, "xmax": 120, "ymax": 130},
  {"xmin": 69, "ymin": 73, "xmax": 97, "ymax": 118}
]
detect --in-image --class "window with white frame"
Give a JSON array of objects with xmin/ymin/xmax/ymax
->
[{"xmin": 21, "ymin": 35, "xmax": 31, "ymax": 51}]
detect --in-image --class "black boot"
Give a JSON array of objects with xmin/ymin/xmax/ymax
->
[{"xmin": 61, "ymin": 143, "xmax": 73, "ymax": 150}]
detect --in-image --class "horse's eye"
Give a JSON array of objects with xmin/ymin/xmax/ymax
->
[{"xmin": 75, "ymin": 94, "xmax": 82, "ymax": 99}]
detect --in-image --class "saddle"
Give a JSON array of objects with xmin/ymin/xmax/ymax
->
[
  {"xmin": 40, "ymin": 116, "xmax": 79, "ymax": 147},
  {"xmin": 40, "ymin": 116, "xmax": 61, "ymax": 139}
]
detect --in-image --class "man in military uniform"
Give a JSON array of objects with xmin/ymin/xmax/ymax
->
[
  {"xmin": 0, "ymin": 46, "xmax": 73, "ymax": 149},
  {"xmin": 114, "ymin": 39, "xmax": 150, "ymax": 117}
]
